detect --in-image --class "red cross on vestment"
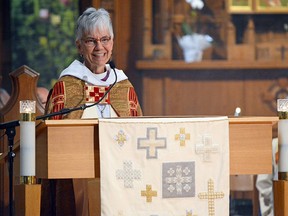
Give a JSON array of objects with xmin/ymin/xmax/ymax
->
[{"xmin": 85, "ymin": 85, "xmax": 110, "ymax": 104}]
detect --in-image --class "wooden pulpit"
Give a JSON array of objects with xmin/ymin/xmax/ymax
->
[
  {"xmin": 36, "ymin": 119, "xmax": 100, "ymax": 179},
  {"xmin": 2, "ymin": 116, "xmax": 286, "ymax": 215},
  {"xmin": 36, "ymin": 116, "xmax": 278, "ymax": 178},
  {"xmin": 33, "ymin": 116, "xmax": 287, "ymax": 215}
]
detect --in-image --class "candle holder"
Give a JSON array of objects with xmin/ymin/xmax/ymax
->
[
  {"xmin": 277, "ymin": 99, "xmax": 288, "ymax": 181},
  {"xmin": 19, "ymin": 100, "xmax": 36, "ymax": 184}
]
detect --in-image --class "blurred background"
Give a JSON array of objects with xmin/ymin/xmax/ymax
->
[{"xmin": 1, "ymin": 0, "xmax": 287, "ymax": 215}]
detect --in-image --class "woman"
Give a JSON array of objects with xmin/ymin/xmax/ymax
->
[{"xmin": 41, "ymin": 7, "xmax": 142, "ymax": 216}]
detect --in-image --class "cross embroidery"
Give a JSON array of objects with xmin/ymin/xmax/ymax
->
[
  {"xmin": 116, "ymin": 161, "xmax": 141, "ymax": 188},
  {"xmin": 195, "ymin": 134, "xmax": 219, "ymax": 162},
  {"xmin": 85, "ymin": 85, "xmax": 110, "ymax": 103},
  {"xmin": 114, "ymin": 130, "xmax": 127, "ymax": 147},
  {"xmin": 141, "ymin": 185, "xmax": 157, "ymax": 202},
  {"xmin": 163, "ymin": 162, "xmax": 195, "ymax": 198},
  {"xmin": 198, "ymin": 179, "xmax": 224, "ymax": 216},
  {"xmin": 117, "ymin": 211, "xmax": 124, "ymax": 216},
  {"xmin": 137, "ymin": 127, "xmax": 166, "ymax": 159},
  {"xmin": 175, "ymin": 128, "xmax": 190, "ymax": 146},
  {"xmin": 165, "ymin": 165, "xmax": 193, "ymax": 195},
  {"xmin": 186, "ymin": 210, "xmax": 197, "ymax": 216}
]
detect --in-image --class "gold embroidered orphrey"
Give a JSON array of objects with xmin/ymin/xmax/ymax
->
[{"xmin": 46, "ymin": 76, "xmax": 143, "ymax": 119}]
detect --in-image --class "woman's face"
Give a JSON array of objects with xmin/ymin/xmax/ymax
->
[{"xmin": 77, "ymin": 29, "xmax": 113, "ymax": 74}]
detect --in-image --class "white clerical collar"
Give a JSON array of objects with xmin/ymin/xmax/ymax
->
[{"xmin": 59, "ymin": 60, "xmax": 128, "ymax": 86}]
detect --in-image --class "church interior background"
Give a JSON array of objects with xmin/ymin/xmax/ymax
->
[{"xmin": 1, "ymin": 0, "xmax": 288, "ymax": 215}]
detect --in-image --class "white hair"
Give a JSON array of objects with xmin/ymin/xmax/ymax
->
[{"xmin": 75, "ymin": 7, "xmax": 114, "ymax": 41}]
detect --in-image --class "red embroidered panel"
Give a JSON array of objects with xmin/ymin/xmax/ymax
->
[
  {"xmin": 128, "ymin": 87, "xmax": 138, "ymax": 116},
  {"xmin": 50, "ymin": 81, "xmax": 65, "ymax": 120}
]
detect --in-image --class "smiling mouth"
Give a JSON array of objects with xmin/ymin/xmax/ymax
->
[{"xmin": 93, "ymin": 53, "xmax": 106, "ymax": 57}]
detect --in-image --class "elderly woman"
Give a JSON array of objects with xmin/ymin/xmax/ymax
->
[{"xmin": 41, "ymin": 7, "xmax": 142, "ymax": 215}]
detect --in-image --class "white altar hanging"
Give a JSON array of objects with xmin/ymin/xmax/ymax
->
[{"xmin": 99, "ymin": 116, "xmax": 230, "ymax": 216}]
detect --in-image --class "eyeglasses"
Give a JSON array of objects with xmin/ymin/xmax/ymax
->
[{"xmin": 82, "ymin": 36, "xmax": 111, "ymax": 47}]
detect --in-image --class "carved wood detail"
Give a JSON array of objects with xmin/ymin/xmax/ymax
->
[{"xmin": 0, "ymin": 65, "xmax": 44, "ymax": 216}]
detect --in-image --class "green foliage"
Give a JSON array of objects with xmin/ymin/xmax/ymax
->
[{"xmin": 11, "ymin": 0, "xmax": 79, "ymax": 89}]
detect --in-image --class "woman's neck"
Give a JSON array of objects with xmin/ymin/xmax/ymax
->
[{"xmin": 84, "ymin": 61, "xmax": 106, "ymax": 74}]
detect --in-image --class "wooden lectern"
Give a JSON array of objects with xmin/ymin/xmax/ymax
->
[
  {"xmin": 36, "ymin": 116, "xmax": 278, "ymax": 177},
  {"xmin": 31, "ymin": 116, "xmax": 286, "ymax": 215},
  {"xmin": 36, "ymin": 119, "xmax": 100, "ymax": 179}
]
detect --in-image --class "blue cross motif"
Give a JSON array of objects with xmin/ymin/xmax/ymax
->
[{"xmin": 137, "ymin": 127, "xmax": 167, "ymax": 159}]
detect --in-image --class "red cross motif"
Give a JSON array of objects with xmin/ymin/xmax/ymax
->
[{"xmin": 85, "ymin": 85, "xmax": 110, "ymax": 104}]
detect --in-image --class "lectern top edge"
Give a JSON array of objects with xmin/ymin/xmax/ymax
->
[
  {"xmin": 228, "ymin": 116, "xmax": 278, "ymax": 124},
  {"xmin": 42, "ymin": 116, "xmax": 278, "ymax": 125},
  {"xmin": 44, "ymin": 119, "xmax": 99, "ymax": 126}
]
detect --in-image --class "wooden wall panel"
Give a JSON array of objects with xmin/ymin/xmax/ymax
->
[
  {"xmin": 164, "ymin": 77, "xmax": 245, "ymax": 116},
  {"xmin": 142, "ymin": 74, "xmax": 165, "ymax": 116},
  {"xmin": 141, "ymin": 69, "xmax": 283, "ymax": 117},
  {"xmin": 244, "ymin": 79, "xmax": 276, "ymax": 116}
]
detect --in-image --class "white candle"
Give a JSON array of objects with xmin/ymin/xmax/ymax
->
[
  {"xmin": 19, "ymin": 100, "xmax": 36, "ymax": 180},
  {"xmin": 278, "ymin": 119, "xmax": 288, "ymax": 172},
  {"xmin": 20, "ymin": 121, "xmax": 36, "ymax": 176},
  {"xmin": 277, "ymin": 99, "xmax": 288, "ymax": 179}
]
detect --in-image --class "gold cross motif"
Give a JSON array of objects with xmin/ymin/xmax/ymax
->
[
  {"xmin": 198, "ymin": 179, "xmax": 224, "ymax": 216},
  {"xmin": 117, "ymin": 211, "xmax": 124, "ymax": 216},
  {"xmin": 141, "ymin": 185, "xmax": 157, "ymax": 202},
  {"xmin": 175, "ymin": 128, "xmax": 190, "ymax": 146},
  {"xmin": 186, "ymin": 210, "xmax": 197, "ymax": 216},
  {"xmin": 115, "ymin": 130, "xmax": 127, "ymax": 146}
]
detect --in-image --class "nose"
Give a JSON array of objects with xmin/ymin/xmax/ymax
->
[{"xmin": 93, "ymin": 40, "xmax": 103, "ymax": 48}]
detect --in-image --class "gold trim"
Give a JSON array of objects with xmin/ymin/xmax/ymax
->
[
  {"xmin": 20, "ymin": 113, "xmax": 36, "ymax": 121},
  {"xmin": 278, "ymin": 112, "xmax": 288, "ymax": 119},
  {"xmin": 20, "ymin": 176, "xmax": 37, "ymax": 185},
  {"xmin": 255, "ymin": 0, "xmax": 288, "ymax": 13},
  {"xmin": 278, "ymin": 172, "xmax": 288, "ymax": 181},
  {"xmin": 227, "ymin": 0, "xmax": 253, "ymax": 13}
]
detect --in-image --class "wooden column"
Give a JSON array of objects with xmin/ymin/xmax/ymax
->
[
  {"xmin": 14, "ymin": 184, "xmax": 41, "ymax": 216},
  {"xmin": 273, "ymin": 180, "xmax": 288, "ymax": 216}
]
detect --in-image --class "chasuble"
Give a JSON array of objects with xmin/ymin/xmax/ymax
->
[{"xmin": 41, "ymin": 60, "xmax": 142, "ymax": 216}]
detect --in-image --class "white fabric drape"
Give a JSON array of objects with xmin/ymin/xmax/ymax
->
[{"xmin": 99, "ymin": 116, "xmax": 230, "ymax": 216}]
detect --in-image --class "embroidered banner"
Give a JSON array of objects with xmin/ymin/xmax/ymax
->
[{"xmin": 99, "ymin": 116, "xmax": 229, "ymax": 216}]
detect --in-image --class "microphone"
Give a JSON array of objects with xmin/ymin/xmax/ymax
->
[
  {"xmin": 234, "ymin": 107, "xmax": 241, "ymax": 117},
  {"xmin": 36, "ymin": 61, "xmax": 118, "ymax": 120},
  {"xmin": 109, "ymin": 61, "xmax": 116, "ymax": 70}
]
